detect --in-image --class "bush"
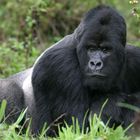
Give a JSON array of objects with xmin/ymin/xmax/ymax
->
[{"xmin": 0, "ymin": 0, "xmax": 140, "ymax": 76}]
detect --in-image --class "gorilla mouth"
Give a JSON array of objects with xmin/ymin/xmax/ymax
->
[{"xmin": 86, "ymin": 72, "xmax": 106, "ymax": 78}]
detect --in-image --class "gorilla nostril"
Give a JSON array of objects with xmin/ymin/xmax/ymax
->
[
  {"xmin": 88, "ymin": 60, "xmax": 95, "ymax": 70},
  {"xmin": 90, "ymin": 61, "xmax": 95, "ymax": 66},
  {"xmin": 96, "ymin": 62, "xmax": 102, "ymax": 67},
  {"xmin": 96, "ymin": 61, "xmax": 103, "ymax": 70}
]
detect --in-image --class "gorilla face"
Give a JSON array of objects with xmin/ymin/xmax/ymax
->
[{"xmin": 76, "ymin": 7, "xmax": 126, "ymax": 91}]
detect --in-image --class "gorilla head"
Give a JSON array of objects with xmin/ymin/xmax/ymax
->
[{"xmin": 76, "ymin": 6, "xmax": 126, "ymax": 91}]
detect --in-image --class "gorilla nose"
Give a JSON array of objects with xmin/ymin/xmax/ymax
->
[{"xmin": 88, "ymin": 59, "xmax": 103, "ymax": 70}]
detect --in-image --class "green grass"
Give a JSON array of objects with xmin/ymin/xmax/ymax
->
[{"xmin": 0, "ymin": 100, "xmax": 139, "ymax": 140}]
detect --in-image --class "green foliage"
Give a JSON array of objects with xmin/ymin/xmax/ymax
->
[
  {"xmin": 128, "ymin": 0, "xmax": 140, "ymax": 45},
  {"xmin": 55, "ymin": 115, "xmax": 129, "ymax": 140},
  {"xmin": 0, "ymin": 100, "xmax": 131, "ymax": 140},
  {"xmin": 0, "ymin": 100, "xmax": 7, "ymax": 122},
  {"xmin": 0, "ymin": 0, "xmax": 140, "ymax": 77},
  {"xmin": 0, "ymin": 39, "xmax": 39, "ymax": 77}
]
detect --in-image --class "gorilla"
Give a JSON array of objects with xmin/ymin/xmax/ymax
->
[
  {"xmin": 0, "ymin": 5, "xmax": 140, "ymax": 136},
  {"xmin": 31, "ymin": 5, "xmax": 140, "ymax": 135}
]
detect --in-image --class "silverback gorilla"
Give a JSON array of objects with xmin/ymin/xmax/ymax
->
[{"xmin": 0, "ymin": 5, "xmax": 140, "ymax": 136}]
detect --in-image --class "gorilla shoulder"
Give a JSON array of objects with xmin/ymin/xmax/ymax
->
[{"xmin": 125, "ymin": 45, "xmax": 140, "ymax": 92}]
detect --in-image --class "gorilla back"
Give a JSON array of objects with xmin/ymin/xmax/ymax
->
[
  {"xmin": 32, "ymin": 5, "xmax": 140, "ymax": 135},
  {"xmin": 0, "ymin": 68, "xmax": 33, "ymax": 123}
]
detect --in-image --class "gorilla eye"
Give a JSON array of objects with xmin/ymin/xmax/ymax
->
[
  {"xmin": 101, "ymin": 47, "xmax": 110, "ymax": 53},
  {"xmin": 89, "ymin": 48, "xmax": 96, "ymax": 51},
  {"xmin": 102, "ymin": 48, "xmax": 107, "ymax": 52}
]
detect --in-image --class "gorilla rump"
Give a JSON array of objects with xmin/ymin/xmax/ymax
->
[{"xmin": 0, "ymin": 5, "xmax": 140, "ymax": 135}]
